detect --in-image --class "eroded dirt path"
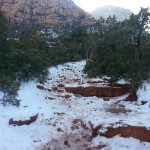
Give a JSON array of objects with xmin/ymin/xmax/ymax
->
[{"xmin": 35, "ymin": 61, "xmax": 150, "ymax": 150}]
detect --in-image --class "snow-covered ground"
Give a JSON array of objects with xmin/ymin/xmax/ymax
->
[{"xmin": 0, "ymin": 60, "xmax": 150, "ymax": 150}]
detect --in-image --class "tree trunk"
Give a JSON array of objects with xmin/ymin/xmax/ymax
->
[
  {"xmin": 134, "ymin": 40, "xmax": 141, "ymax": 62},
  {"xmin": 90, "ymin": 51, "xmax": 93, "ymax": 60},
  {"xmin": 86, "ymin": 50, "xmax": 89, "ymax": 62},
  {"xmin": 135, "ymin": 45, "xmax": 139, "ymax": 62}
]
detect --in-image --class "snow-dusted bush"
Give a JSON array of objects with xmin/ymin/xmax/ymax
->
[{"xmin": 1, "ymin": 82, "xmax": 21, "ymax": 107}]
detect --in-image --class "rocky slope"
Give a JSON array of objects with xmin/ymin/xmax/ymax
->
[
  {"xmin": 91, "ymin": 5, "xmax": 132, "ymax": 21},
  {"xmin": 0, "ymin": 0, "xmax": 95, "ymax": 30}
]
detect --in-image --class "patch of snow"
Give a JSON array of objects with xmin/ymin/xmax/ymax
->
[
  {"xmin": 92, "ymin": 136, "xmax": 150, "ymax": 150},
  {"xmin": 117, "ymin": 78, "xmax": 129, "ymax": 84},
  {"xmin": 137, "ymin": 81, "xmax": 150, "ymax": 103},
  {"xmin": 0, "ymin": 91, "xmax": 4, "ymax": 100}
]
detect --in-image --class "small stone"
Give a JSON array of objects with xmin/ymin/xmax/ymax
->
[
  {"xmin": 57, "ymin": 128, "xmax": 62, "ymax": 132},
  {"xmin": 64, "ymin": 140, "xmax": 68, "ymax": 146}
]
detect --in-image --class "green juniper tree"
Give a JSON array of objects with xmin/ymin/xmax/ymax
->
[{"xmin": 84, "ymin": 8, "xmax": 150, "ymax": 90}]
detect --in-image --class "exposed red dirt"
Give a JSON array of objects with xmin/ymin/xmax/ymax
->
[
  {"xmin": 100, "ymin": 126, "xmax": 150, "ymax": 142},
  {"xmin": 9, "ymin": 113, "xmax": 38, "ymax": 126},
  {"xmin": 72, "ymin": 119, "xmax": 90, "ymax": 130},
  {"xmin": 71, "ymin": 119, "xmax": 150, "ymax": 143},
  {"xmin": 106, "ymin": 104, "xmax": 132, "ymax": 114}
]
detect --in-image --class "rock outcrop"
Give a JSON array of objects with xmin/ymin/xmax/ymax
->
[
  {"xmin": 0, "ymin": 0, "xmax": 95, "ymax": 30},
  {"xmin": 65, "ymin": 85, "xmax": 129, "ymax": 98}
]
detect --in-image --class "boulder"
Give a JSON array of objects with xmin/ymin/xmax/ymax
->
[{"xmin": 100, "ymin": 125, "xmax": 150, "ymax": 142}]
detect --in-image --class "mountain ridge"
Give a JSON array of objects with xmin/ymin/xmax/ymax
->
[
  {"xmin": 0, "ymin": 0, "xmax": 95, "ymax": 31},
  {"xmin": 91, "ymin": 5, "xmax": 132, "ymax": 21}
]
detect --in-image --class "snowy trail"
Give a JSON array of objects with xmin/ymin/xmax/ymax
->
[{"xmin": 0, "ymin": 60, "xmax": 150, "ymax": 150}]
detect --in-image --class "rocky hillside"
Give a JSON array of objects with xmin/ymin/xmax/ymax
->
[
  {"xmin": 91, "ymin": 5, "xmax": 132, "ymax": 21},
  {"xmin": 0, "ymin": 0, "xmax": 95, "ymax": 30}
]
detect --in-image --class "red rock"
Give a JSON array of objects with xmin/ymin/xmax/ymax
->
[
  {"xmin": 37, "ymin": 85, "xmax": 45, "ymax": 90},
  {"xmin": 64, "ymin": 95, "xmax": 71, "ymax": 99},
  {"xmin": 65, "ymin": 86, "xmax": 129, "ymax": 98},
  {"xmin": 48, "ymin": 97, "xmax": 55, "ymax": 100},
  {"xmin": 100, "ymin": 125, "xmax": 150, "ymax": 142},
  {"xmin": 57, "ymin": 89, "xmax": 64, "ymax": 92},
  {"xmin": 9, "ymin": 113, "xmax": 38, "ymax": 126},
  {"xmin": 124, "ymin": 92, "xmax": 138, "ymax": 102},
  {"xmin": 57, "ymin": 84, "xmax": 64, "ymax": 87},
  {"xmin": 82, "ymin": 87, "xmax": 97, "ymax": 97}
]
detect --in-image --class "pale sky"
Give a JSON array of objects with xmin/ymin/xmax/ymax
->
[{"xmin": 73, "ymin": 0, "xmax": 150, "ymax": 14}]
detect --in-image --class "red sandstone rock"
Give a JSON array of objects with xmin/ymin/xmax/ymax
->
[
  {"xmin": 9, "ymin": 113, "xmax": 38, "ymax": 126},
  {"xmin": 65, "ymin": 86, "xmax": 129, "ymax": 98},
  {"xmin": 48, "ymin": 97, "xmax": 56, "ymax": 100},
  {"xmin": 82, "ymin": 87, "xmax": 97, "ymax": 97},
  {"xmin": 37, "ymin": 85, "xmax": 46, "ymax": 90},
  {"xmin": 63, "ymin": 95, "xmax": 72, "ymax": 99},
  {"xmin": 100, "ymin": 126, "xmax": 150, "ymax": 142}
]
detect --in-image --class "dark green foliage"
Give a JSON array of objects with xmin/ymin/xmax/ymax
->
[
  {"xmin": 0, "ymin": 12, "xmax": 53, "ymax": 106},
  {"xmin": 2, "ymin": 82, "xmax": 21, "ymax": 107},
  {"xmin": 13, "ymin": 49, "xmax": 50, "ymax": 81},
  {"xmin": 84, "ymin": 8, "xmax": 150, "ymax": 91},
  {"xmin": 0, "ymin": 30, "xmax": 51, "ymax": 83},
  {"xmin": 0, "ymin": 11, "xmax": 9, "ymax": 51},
  {"xmin": 52, "ymin": 26, "xmax": 90, "ymax": 64},
  {"xmin": 15, "ymin": 28, "xmax": 50, "ymax": 52},
  {"xmin": 129, "ymin": 73, "xmax": 144, "ymax": 92}
]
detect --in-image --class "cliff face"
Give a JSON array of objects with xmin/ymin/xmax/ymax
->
[{"xmin": 0, "ymin": 0, "xmax": 94, "ymax": 29}]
